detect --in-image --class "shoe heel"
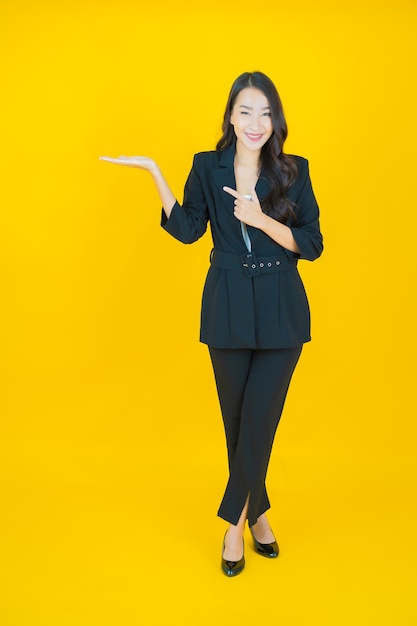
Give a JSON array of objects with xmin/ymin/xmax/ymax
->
[{"xmin": 250, "ymin": 527, "xmax": 279, "ymax": 559}]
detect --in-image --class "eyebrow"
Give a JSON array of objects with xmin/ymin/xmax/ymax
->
[{"xmin": 239, "ymin": 105, "xmax": 271, "ymax": 110}]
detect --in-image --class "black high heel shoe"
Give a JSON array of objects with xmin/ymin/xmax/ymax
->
[
  {"xmin": 221, "ymin": 533, "xmax": 245, "ymax": 577},
  {"xmin": 250, "ymin": 527, "xmax": 279, "ymax": 558}
]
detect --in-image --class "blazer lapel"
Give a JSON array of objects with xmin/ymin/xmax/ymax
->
[
  {"xmin": 255, "ymin": 174, "xmax": 270, "ymax": 203},
  {"xmin": 209, "ymin": 145, "xmax": 236, "ymax": 213}
]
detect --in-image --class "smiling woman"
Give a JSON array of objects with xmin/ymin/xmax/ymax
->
[
  {"xmin": 217, "ymin": 71, "xmax": 299, "ymax": 224},
  {"xmin": 100, "ymin": 71, "xmax": 323, "ymax": 577}
]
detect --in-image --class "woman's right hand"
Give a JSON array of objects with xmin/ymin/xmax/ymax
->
[
  {"xmin": 99, "ymin": 155, "xmax": 157, "ymax": 173},
  {"xmin": 99, "ymin": 155, "xmax": 176, "ymax": 219}
]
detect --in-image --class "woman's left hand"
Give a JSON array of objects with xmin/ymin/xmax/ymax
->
[{"xmin": 223, "ymin": 186, "xmax": 267, "ymax": 230}]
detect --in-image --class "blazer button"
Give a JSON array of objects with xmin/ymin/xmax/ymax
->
[
  {"xmin": 275, "ymin": 260, "xmax": 281, "ymax": 265},
  {"xmin": 267, "ymin": 262, "xmax": 272, "ymax": 267},
  {"xmin": 259, "ymin": 263, "xmax": 264, "ymax": 267},
  {"xmin": 251, "ymin": 264, "xmax": 256, "ymax": 269}
]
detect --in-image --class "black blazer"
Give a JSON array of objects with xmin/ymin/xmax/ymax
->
[{"xmin": 161, "ymin": 144, "xmax": 323, "ymax": 348}]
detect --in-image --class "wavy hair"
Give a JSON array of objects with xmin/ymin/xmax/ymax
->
[{"xmin": 216, "ymin": 71, "xmax": 298, "ymax": 223}]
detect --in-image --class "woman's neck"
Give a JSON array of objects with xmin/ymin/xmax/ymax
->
[{"xmin": 234, "ymin": 142, "xmax": 261, "ymax": 169}]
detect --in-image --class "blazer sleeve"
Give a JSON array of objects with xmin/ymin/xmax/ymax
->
[
  {"xmin": 161, "ymin": 154, "xmax": 209, "ymax": 244},
  {"xmin": 286, "ymin": 158, "xmax": 323, "ymax": 262}
]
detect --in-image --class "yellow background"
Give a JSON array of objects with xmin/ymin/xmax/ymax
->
[{"xmin": 1, "ymin": 0, "xmax": 416, "ymax": 624}]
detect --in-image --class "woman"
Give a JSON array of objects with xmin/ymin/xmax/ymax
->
[{"xmin": 100, "ymin": 71, "xmax": 323, "ymax": 577}]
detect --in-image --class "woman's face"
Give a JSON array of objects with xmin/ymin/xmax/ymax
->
[{"xmin": 230, "ymin": 87, "xmax": 273, "ymax": 152}]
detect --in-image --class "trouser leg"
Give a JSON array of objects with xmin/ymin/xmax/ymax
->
[
  {"xmin": 209, "ymin": 346, "xmax": 302, "ymax": 527},
  {"xmin": 208, "ymin": 348, "xmax": 252, "ymax": 470}
]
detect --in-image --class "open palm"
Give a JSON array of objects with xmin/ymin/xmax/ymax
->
[{"xmin": 99, "ymin": 155, "xmax": 155, "ymax": 171}]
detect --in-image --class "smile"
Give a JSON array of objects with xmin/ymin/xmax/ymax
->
[{"xmin": 245, "ymin": 133, "xmax": 263, "ymax": 142}]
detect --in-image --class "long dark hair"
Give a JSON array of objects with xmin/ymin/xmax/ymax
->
[{"xmin": 216, "ymin": 71, "xmax": 298, "ymax": 223}]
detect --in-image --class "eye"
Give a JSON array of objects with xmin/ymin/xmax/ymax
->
[
  {"xmin": 262, "ymin": 112, "xmax": 271, "ymax": 117},
  {"xmin": 240, "ymin": 111, "xmax": 250, "ymax": 115}
]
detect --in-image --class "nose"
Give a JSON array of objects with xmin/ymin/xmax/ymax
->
[{"xmin": 249, "ymin": 115, "xmax": 261, "ymax": 131}]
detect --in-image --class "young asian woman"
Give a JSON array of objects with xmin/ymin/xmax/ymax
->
[{"xmin": 100, "ymin": 71, "xmax": 323, "ymax": 577}]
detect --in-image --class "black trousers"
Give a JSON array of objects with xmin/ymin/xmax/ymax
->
[{"xmin": 209, "ymin": 346, "xmax": 302, "ymax": 527}]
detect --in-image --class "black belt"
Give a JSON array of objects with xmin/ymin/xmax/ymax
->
[{"xmin": 210, "ymin": 249, "xmax": 296, "ymax": 277}]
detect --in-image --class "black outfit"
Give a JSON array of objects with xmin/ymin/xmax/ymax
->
[{"xmin": 161, "ymin": 144, "xmax": 323, "ymax": 526}]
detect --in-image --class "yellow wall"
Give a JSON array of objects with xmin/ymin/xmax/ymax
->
[{"xmin": 1, "ymin": 1, "xmax": 416, "ymax": 624}]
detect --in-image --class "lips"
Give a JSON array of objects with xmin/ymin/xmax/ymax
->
[{"xmin": 245, "ymin": 133, "xmax": 263, "ymax": 142}]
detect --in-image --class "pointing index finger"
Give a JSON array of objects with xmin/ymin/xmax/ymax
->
[{"xmin": 223, "ymin": 186, "xmax": 240, "ymax": 199}]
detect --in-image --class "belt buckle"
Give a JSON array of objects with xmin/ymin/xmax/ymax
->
[{"xmin": 241, "ymin": 252, "xmax": 260, "ymax": 277}]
